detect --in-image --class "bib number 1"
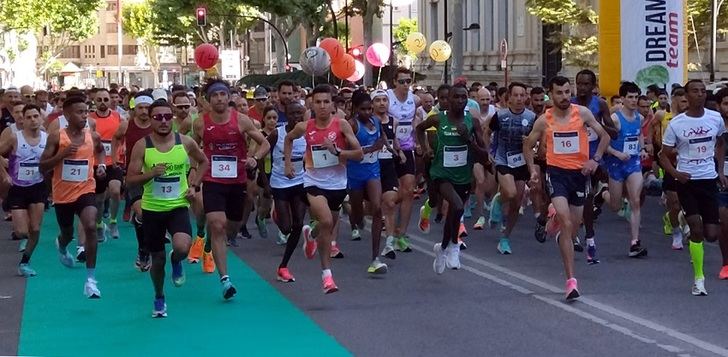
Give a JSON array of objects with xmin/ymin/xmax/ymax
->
[{"xmin": 311, "ymin": 145, "xmax": 339, "ymax": 168}]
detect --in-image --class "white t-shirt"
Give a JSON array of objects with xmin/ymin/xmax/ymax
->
[{"xmin": 662, "ymin": 109, "xmax": 726, "ymax": 180}]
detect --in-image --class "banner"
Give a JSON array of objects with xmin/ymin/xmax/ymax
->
[
  {"xmin": 220, "ymin": 50, "xmax": 241, "ymax": 81},
  {"xmin": 599, "ymin": 0, "xmax": 688, "ymax": 96}
]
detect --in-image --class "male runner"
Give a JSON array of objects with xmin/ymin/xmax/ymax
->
[
  {"xmin": 192, "ymin": 79, "xmax": 270, "ymax": 300},
  {"xmin": 659, "ymin": 80, "xmax": 727, "ymax": 296},
  {"xmin": 170, "ymin": 92, "xmax": 193, "ymax": 135},
  {"xmin": 284, "ymin": 84, "xmax": 363, "ymax": 294},
  {"xmin": 715, "ymin": 87, "xmax": 728, "ymax": 279},
  {"xmin": 484, "ymin": 82, "xmax": 536, "ymax": 254},
  {"xmin": 126, "ymin": 100, "xmax": 208, "ymax": 317},
  {"xmin": 40, "ymin": 96, "xmax": 106, "ymax": 298},
  {"xmin": 523, "ymin": 76, "xmax": 610, "ymax": 300},
  {"xmin": 529, "ymin": 87, "xmax": 547, "ymax": 116},
  {"xmin": 0, "ymin": 104, "xmax": 47, "ymax": 276}
]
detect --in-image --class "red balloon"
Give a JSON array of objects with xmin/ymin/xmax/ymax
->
[
  {"xmin": 319, "ymin": 38, "xmax": 344, "ymax": 63},
  {"xmin": 194, "ymin": 43, "xmax": 219, "ymax": 70},
  {"xmin": 331, "ymin": 54, "xmax": 356, "ymax": 80}
]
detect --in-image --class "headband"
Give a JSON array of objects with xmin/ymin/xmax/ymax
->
[
  {"xmin": 370, "ymin": 89, "xmax": 387, "ymax": 100},
  {"xmin": 135, "ymin": 95, "xmax": 154, "ymax": 105},
  {"xmin": 206, "ymin": 82, "xmax": 230, "ymax": 98}
]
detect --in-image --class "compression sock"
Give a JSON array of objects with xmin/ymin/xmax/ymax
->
[{"xmin": 689, "ymin": 241, "xmax": 705, "ymax": 279}]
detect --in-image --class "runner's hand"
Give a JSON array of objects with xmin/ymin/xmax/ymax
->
[
  {"xmin": 96, "ymin": 165, "xmax": 107, "ymax": 178},
  {"xmin": 616, "ymin": 152, "xmax": 630, "ymax": 162},
  {"xmin": 185, "ymin": 187, "xmax": 196, "ymax": 200},
  {"xmin": 581, "ymin": 159, "xmax": 599, "ymax": 175},
  {"xmin": 719, "ymin": 174, "xmax": 728, "ymax": 189},
  {"xmin": 322, "ymin": 138, "xmax": 337, "ymax": 154},
  {"xmin": 284, "ymin": 163, "xmax": 294, "ymax": 179},
  {"xmin": 245, "ymin": 157, "xmax": 257, "ymax": 169},
  {"xmin": 674, "ymin": 171, "xmax": 690, "ymax": 184},
  {"xmin": 151, "ymin": 164, "xmax": 166, "ymax": 177},
  {"xmin": 62, "ymin": 143, "xmax": 79, "ymax": 158},
  {"xmin": 372, "ymin": 137, "xmax": 385, "ymax": 151}
]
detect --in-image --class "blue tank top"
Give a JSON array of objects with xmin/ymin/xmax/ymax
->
[
  {"xmin": 347, "ymin": 116, "xmax": 381, "ymax": 179},
  {"xmin": 492, "ymin": 108, "xmax": 536, "ymax": 168},
  {"xmin": 609, "ymin": 111, "xmax": 642, "ymax": 159}
]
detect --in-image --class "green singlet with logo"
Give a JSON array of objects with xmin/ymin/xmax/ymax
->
[
  {"xmin": 141, "ymin": 133, "xmax": 190, "ymax": 211},
  {"xmin": 429, "ymin": 111, "xmax": 475, "ymax": 185}
]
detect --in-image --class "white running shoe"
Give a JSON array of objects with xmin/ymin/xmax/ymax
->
[
  {"xmin": 84, "ymin": 278, "xmax": 101, "ymax": 298},
  {"xmin": 433, "ymin": 243, "xmax": 446, "ymax": 274},
  {"xmin": 445, "ymin": 243, "xmax": 461, "ymax": 270},
  {"xmin": 380, "ymin": 236, "xmax": 396, "ymax": 259},
  {"xmin": 692, "ymin": 278, "xmax": 707, "ymax": 296}
]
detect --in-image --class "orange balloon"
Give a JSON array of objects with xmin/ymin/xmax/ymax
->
[
  {"xmin": 331, "ymin": 54, "xmax": 356, "ymax": 80},
  {"xmin": 319, "ymin": 38, "xmax": 344, "ymax": 63}
]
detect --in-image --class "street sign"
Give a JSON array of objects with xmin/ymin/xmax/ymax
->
[
  {"xmin": 220, "ymin": 50, "xmax": 241, "ymax": 80},
  {"xmin": 500, "ymin": 39, "xmax": 508, "ymax": 69}
]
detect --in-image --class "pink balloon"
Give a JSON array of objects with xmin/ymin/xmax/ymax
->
[
  {"xmin": 365, "ymin": 43, "xmax": 390, "ymax": 67},
  {"xmin": 347, "ymin": 60, "xmax": 365, "ymax": 82}
]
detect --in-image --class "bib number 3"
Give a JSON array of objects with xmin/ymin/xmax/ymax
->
[{"xmin": 443, "ymin": 145, "xmax": 468, "ymax": 168}]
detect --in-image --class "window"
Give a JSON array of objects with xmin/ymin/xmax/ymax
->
[
  {"xmin": 84, "ymin": 45, "xmax": 95, "ymax": 59},
  {"xmin": 59, "ymin": 46, "xmax": 80, "ymax": 58},
  {"xmin": 106, "ymin": 23, "xmax": 117, "ymax": 33},
  {"xmin": 123, "ymin": 45, "xmax": 138, "ymax": 55},
  {"xmin": 485, "ymin": 0, "xmax": 494, "ymax": 50},
  {"xmin": 470, "ymin": 0, "xmax": 480, "ymax": 51},
  {"xmin": 108, "ymin": 45, "xmax": 118, "ymax": 55},
  {"xmin": 497, "ymin": 0, "xmax": 509, "ymax": 50},
  {"xmin": 106, "ymin": 1, "xmax": 117, "ymax": 11},
  {"xmin": 100, "ymin": 45, "xmax": 105, "ymax": 58},
  {"xmin": 429, "ymin": 1, "xmax": 438, "ymax": 41}
]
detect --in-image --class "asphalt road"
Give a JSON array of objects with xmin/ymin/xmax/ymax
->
[{"xmin": 2, "ymin": 195, "xmax": 728, "ymax": 356}]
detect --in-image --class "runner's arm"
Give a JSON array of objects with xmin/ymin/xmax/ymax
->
[
  {"xmin": 39, "ymin": 130, "xmax": 63, "ymax": 173},
  {"xmin": 181, "ymin": 135, "xmax": 208, "ymax": 188},
  {"xmin": 599, "ymin": 99, "xmax": 618, "ymax": 139},
  {"xmin": 415, "ymin": 114, "xmax": 439, "ymax": 155},
  {"xmin": 283, "ymin": 122, "xmax": 306, "ymax": 170},
  {"xmin": 111, "ymin": 120, "xmax": 128, "ymax": 165},
  {"xmin": 0, "ymin": 129, "xmax": 15, "ymax": 157},
  {"xmin": 125, "ymin": 139, "xmax": 155, "ymax": 186},
  {"xmin": 91, "ymin": 132, "xmax": 106, "ymax": 168},
  {"xmin": 191, "ymin": 115, "xmax": 204, "ymax": 145},
  {"xmin": 339, "ymin": 119, "xmax": 364, "ymax": 161},
  {"xmin": 469, "ymin": 117, "xmax": 490, "ymax": 162},
  {"xmin": 239, "ymin": 114, "xmax": 270, "ymax": 161},
  {"xmin": 582, "ymin": 107, "xmax": 609, "ymax": 161},
  {"xmin": 523, "ymin": 115, "xmax": 546, "ymax": 176}
]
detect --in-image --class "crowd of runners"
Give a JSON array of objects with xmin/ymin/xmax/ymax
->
[{"xmin": 2, "ymin": 67, "xmax": 728, "ymax": 318}]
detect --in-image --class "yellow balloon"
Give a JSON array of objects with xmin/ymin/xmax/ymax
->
[
  {"xmin": 429, "ymin": 40, "xmax": 452, "ymax": 62},
  {"xmin": 405, "ymin": 32, "xmax": 427, "ymax": 54}
]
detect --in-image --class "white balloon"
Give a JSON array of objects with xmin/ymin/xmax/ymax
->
[{"xmin": 300, "ymin": 47, "xmax": 331, "ymax": 76}]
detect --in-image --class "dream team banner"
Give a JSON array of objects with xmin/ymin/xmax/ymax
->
[{"xmin": 599, "ymin": 0, "xmax": 688, "ymax": 96}]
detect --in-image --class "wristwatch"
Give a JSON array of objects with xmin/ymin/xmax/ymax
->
[
  {"xmin": 592, "ymin": 155, "xmax": 602, "ymax": 162},
  {"xmin": 334, "ymin": 148, "xmax": 342, "ymax": 156}
]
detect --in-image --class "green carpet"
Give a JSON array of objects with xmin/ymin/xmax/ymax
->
[{"xmin": 19, "ymin": 210, "xmax": 349, "ymax": 356}]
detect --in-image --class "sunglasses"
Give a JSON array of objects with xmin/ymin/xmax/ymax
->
[
  {"xmin": 152, "ymin": 113, "xmax": 174, "ymax": 122},
  {"xmin": 175, "ymin": 104, "xmax": 191, "ymax": 110},
  {"xmin": 255, "ymin": 98, "xmax": 268, "ymax": 102},
  {"xmin": 397, "ymin": 79, "xmax": 412, "ymax": 85},
  {"xmin": 95, "ymin": 98, "xmax": 110, "ymax": 102},
  {"xmin": 24, "ymin": 94, "xmax": 34, "ymax": 99}
]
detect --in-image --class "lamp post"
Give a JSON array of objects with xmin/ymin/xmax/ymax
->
[
  {"xmin": 710, "ymin": 0, "xmax": 725, "ymax": 82},
  {"xmin": 445, "ymin": 23, "xmax": 480, "ymax": 83}
]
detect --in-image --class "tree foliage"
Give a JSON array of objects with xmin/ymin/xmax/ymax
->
[
  {"xmin": 393, "ymin": 18, "xmax": 417, "ymax": 56},
  {"xmin": 122, "ymin": 1, "xmax": 162, "ymax": 86},
  {"xmin": 526, "ymin": 0, "xmax": 598, "ymax": 69},
  {"xmin": 687, "ymin": 0, "xmax": 728, "ymax": 50}
]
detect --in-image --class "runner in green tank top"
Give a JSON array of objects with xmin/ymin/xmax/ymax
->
[
  {"xmin": 126, "ymin": 100, "xmax": 209, "ymax": 318},
  {"xmin": 416, "ymin": 84, "xmax": 489, "ymax": 275}
]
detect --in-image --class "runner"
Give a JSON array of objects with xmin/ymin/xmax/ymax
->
[
  {"xmin": 40, "ymin": 96, "xmax": 107, "ymax": 298},
  {"xmin": 529, "ymin": 87, "xmax": 547, "ymax": 117},
  {"xmin": 0, "ymin": 104, "xmax": 47, "ymax": 276},
  {"xmin": 715, "ymin": 87, "xmax": 728, "ymax": 279},
  {"xmin": 659, "ymin": 79, "xmax": 726, "ymax": 296},
  {"xmin": 191, "ymin": 79, "xmax": 270, "ymax": 300},
  {"xmin": 600, "ymin": 82, "xmax": 649, "ymax": 258},
  {"xmin": 253, "ymin": 106, "xmax": 277, "ymax": 240},
  {"xmin": 416, "ymin": 84, "xmax": 488, "ymax": 274},
  {"xmin": 126, "ymin": 99, "xmax": 208, "ymax": 317},
  {"xmin": 523, "ymin": 76, "xmax": 610, "ymax": 300},
  {"xmin": 112, "ymin": 92, "xmax": 154, "ymax": 270},
  {"xmin": 284, "ymin": 84, "xmax": 363, "ymax": 294},
  {"xmin": 170, "ymin": 92, "xmax": 193, "ymax": 135},
  {"xmin": 483, "ymin": 82, "xmax": 537, "ymax": 254},
  {"xmin": 471, "ymin": 87, "xmax": 499, "ymax": 230}
]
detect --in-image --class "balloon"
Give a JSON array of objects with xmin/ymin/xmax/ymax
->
[
  {"xmin": 194, "ymin": 43, "xmax": 219, "ymax": 70},
  {"xmin": 365, "ymin": 43, "xmax": 390, "ymax": 67},
  {"xmin": 405, "ymin": 32, "xmax": 427, "ymax": 54},
  {"xmin": 429, "ymin": 40, "xmax": 452, "ymax": 62},
  {"xmin": 300, "ymin": 47, "xmax": 331, "ymax": 76},
  {"xmin": 319, "ymin": 38, "xmax": 344, "ymax": 63},
  {"xmin": 331, "ymin": 54, "xmax": 356, "ymax": 80},
  {"xmin": 347, "ymin": 60, "xmax": 365, "ymax": 82}
]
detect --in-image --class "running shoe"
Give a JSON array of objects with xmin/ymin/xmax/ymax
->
[
  {"xmin": 135, "ymin": 254, "xmax": 151, "ymax": 272},
  {"xmin": 488, "ymin": 193, "xmax": 502, "ymax": 228},
  {"xmin": 565, "ymin": 278, "xmax": 580, "ymax": 301},
  {"xmin": 18, "ymin": 239, "xmax": 27, "ymax": 252},
  {"xmin": 573, "ymin": 236, "xmax": 584, "ymax": 253},
  {"xmin": 458, "ymin": 223, "xmax": 468, "ymax": 238},
  {"xmin": 671, "ymin": 236, "xmax": 684, "ymax": 250},
  {"xmin": 238, "ymin": 226, "xmax": 252, "ymax": 239},
  {"xmin": 433, "ymin": 243, "xmax": 446, "ymax": 274},
  {"xmin": 277, "ymin": 267, "xmax": 295, "ymax": 282},
  {"xmin": 330, "ymin": 241, "xmax": 344, "ymax": 258},
  {"xmin": 227, "ymin": 234, "xmax": 239, "ymax": 247},
  {"xmin": 534, "ymin": 221, "xmax": 547, "ymax": 243},
  {"xmin": 678, "ymin": 210, "xmax": 690, "ymax": 238},
  {"xmin": 719, "ymin": 266, "xmax": 728, "ymax": 280},
  {"xmin": 322, "ymin": 275, "xmax": 339, "ymax": 294},
  {"xmin": 152, "ymin": 297, "xmax": 167, "ymax": 318},
  {"xmin": 628, "ymin": 241, "xmax": 648, "ymax": 258},
  {"xmin": 497, "ymin": 237, "xmax": 512, "ymax": 255},
  {"xmin": 463, "ymin": 201, "xmax": 472, "ymax": 218},
  {"xmin": 418, "ymin": 206, "xmax": 431, "ymax": 234},
  {"xmin": 76, "ymin": 246, "xmax": 86, "ymax": 263},
  {"xmin": 458, "ymin": 237, "xmax": 467, "ymax": 250},
  {"xmin": 171, "ymin": 252, "xmax": 185, "ymax": 287},
  {"xmin": 187, "ymin": 236, "xmax": 204, "ymax": 263},
  {"xmin": 586, "ymin": 244, "xmax": 600, "ymax": 265},
  {"xmin": 381, "ymin": 236, "xmax": 396, "ymax": 259},
  {"xmin": 473, "ymin": 216, "xmax": 486, "ymax": 230},
  {"xmin": 18, "ymin": 263, "xmax": 37, "ymax": 277},
  {"xmin": 109, "ymin": 221, "xmax": 120, "ymax": 239},
  {"xmin": 256, "ymin": 216, "xmax": 268, "ymax": 239},
  {"xmin": 622, "ymin": 201, "xmax": 631, "ymax": 222},
  {"xmin": 276, "ymin": 232, "xmax": 289, "ymax": 246},
  {"xmin": 56, "ymin": 237, "xmax": 74, "ymax": 268},
  {"xmin": 96, "ymin": 223, "xmax": 107, "ymax": 243},
  {"xmin": 445, "ymin": 243, "xmax": 461, "ymax": 270},
  {"xmin": 395, "ymin": 235, "xmax": 412, "ymax": 252},
  {"xmin": 202, "ymin": 251, "xmax": 215, "ymax": 273},
  {"xmin": 367, "ymin": 258, "xmax": 388, "ymax": 274},
  {"xmin": 692, "ymin": 278, "xmax": 707, "ymax": 296},
  {"xmin": 221, "ymin": 279, "xmax": 237, "ymax": 300},
  {"xmin": 84, "ymin": 278, "xmax": 101, "ymax": 299},
  {"xmin": 662, "ymin": 212, "xmax": 673, "ymax": 236},
  {"xmin": 351, "ymin": 229, "xmax": 361, "ymax": 241},
  {"xmin": 302, "ymin": 225, "xmax": 317, "ymax": 259}
]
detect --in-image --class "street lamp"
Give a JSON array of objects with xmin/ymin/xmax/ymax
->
[
  {"xmin": 710, "ymin": 0, "xmax": 725, "ymax": 82},
  {"xmin": 444, "ymin": 23, "xmax": 480, "ymax": 83},
  {"xmin": 385, "ymin": 0, "xmax": 414, "ymax": 66}
]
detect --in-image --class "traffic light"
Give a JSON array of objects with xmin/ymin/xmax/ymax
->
[{"xmin": 196, "ymin": 7, "xmax": 207, "ymax": 26}]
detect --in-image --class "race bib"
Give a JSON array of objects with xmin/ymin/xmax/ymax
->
[
  {"xmin": 361, "ymin": 145, "xmax": 378, "ymax": 164},
  {"xmin": 443, "ymin": 145, "xmax": 468, "ymax": 168},
  {"xmin": 586, "ymin": 126, "xmax": 598, "ymax": 141},
  {"xmin": 61, "ymin": 159, "xmax": 89, "ymax": 182},
  {"xmin": 379, "ymin": 139, "xmax": 394, "ymax": 159},
  {"xmin": 623, "ymin": 136, "xmax": 639, "ymax": 156},
  {"xmin": 291, "ymin": 157, "xmax": 304, "ymax": 174},
  {"xmin": 152, "ymin": 176, "xmax": 181, "ymax": 199},
  {"xmin": 311, "ymin": 145, "xmax": 339, "ymax": 168},
  {"xmin": 688, "ymin": 137, "xmax": 712, "ymax": 160},
  {"xmin": 724, "ymin": 160, "xmax": 728, "ymax": 176},
  {"xmin": 507, "ymin": 151, "xmax": 525, "ymax": 168},
  {"xmin": 101, "ymin": 140, "xmax": 112, "ymax": 156},
  {"xmin": 553, "ymin": 131, "xmax": 579, "ymax": 154},
  {"xmin": 396, "ymin": 124, "xmax": 413, "ymax": 141},
  {"xmin": 17, "ymin": 162, "xmax": 39, "ymax": 181},
  {"xmin": 211, "ymin": 155, "xmax": 238, "ymax": 178}
]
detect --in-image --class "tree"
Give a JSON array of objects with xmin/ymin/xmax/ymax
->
[
  {"xmin": 348, "ymin": 0, "xmax": 386, "ymax": 85},
  {"xmin": 122, "ymin": 1, "xmax": 161, "ymax": 87},
  {"xmin": 393, "ymin": 18, "xmax": 417, "ymax": 57},
  {"xmin": 526, "ymin": 0, "xmax": 598, "ymax": 69},
  {"xmin": 0, "ymin": 0, "xmax": 102, "ymax": 75},
  {"xmin": 688, "ymin": 0, "xmax": 728, "ymax": 49}
]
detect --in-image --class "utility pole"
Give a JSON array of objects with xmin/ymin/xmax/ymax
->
[
  {"xmin": 450, "ymin": 0, "xmax": 463, "ymax": 81},
  {"xmin": 443, "ymin": 0, "xmax": 449, "ymax": 83},
  {"xmin": 710, "ymin": 0, "xmax": 720, "ymax": 82}
]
